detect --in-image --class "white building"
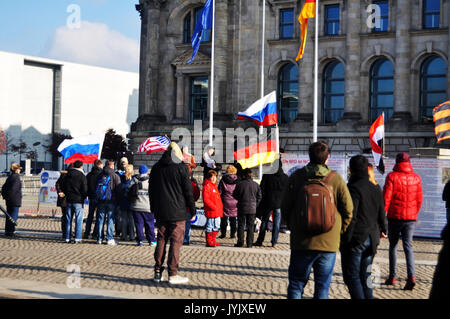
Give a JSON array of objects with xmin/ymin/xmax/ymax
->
[{"xmin": 0, "ymin": 51, "xmax": 139, "ymax": 172}]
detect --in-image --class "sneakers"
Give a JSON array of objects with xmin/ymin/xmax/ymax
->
[
  {"xmin": 168, "ymin": 275, "xmax": 189, "ymax": 285},
  {"xmin": 137, "ymin": 241, "xmax": 143, "ymax": 247},
  {"xmin": 74, "ymin": 239, "xmax": 82, "ymax": 244},
  {"xmin": 65, "ymin": 239, "xmax": 71, "ymax": 244},
  {"xmin": 153, "ymin": 268, "xmax": 164, "ymax": 283},
  {"xmin": 385, "ymin": 277, "xmax": 397, "ymax": 285},
  {"xmin": 107, "ymin": 239, "xmax": 117, "ymax": 246},
  {"xmin": 150, "ymin": 241, "xmax": 157, "ymax": 247},
  {"xmin": 404, "ymin": 276, "xmax": 416, "ymax": 290},
  {"xmin": 97, "ymin": 240, "xmax": 102, "ymax": 245}
]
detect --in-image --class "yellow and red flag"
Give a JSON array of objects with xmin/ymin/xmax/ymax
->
[
  {"xmin": 234, "ymin": 140, "xmax": 278, "ymax": 169},
  {"xmin": 296, "ymin": 0, "xmax": 316, "ymax": 61},
  {"xmin": 433, "ymin": 101, "xmax": 450, "ymax": 143}
]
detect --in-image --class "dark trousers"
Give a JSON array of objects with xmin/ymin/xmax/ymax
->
[
  {"xmin": 60, "ymin": 206, "xmax": 67, "ymax": 238},
  {"xmin": 133, "ymin": 211, "xmax": 155, "ymax": 243},
  {"xmin": 5, "ymin": 205, "xmax": 19, "ymax": 235},
  {"xmin": 237, "ymin": 214, "xmax": 256, "ymax": 247},
  {"xmin": 154, "ymin": 220, "xmax": 186, "ymax": 277},
  {"xmin": 120, "ymin": 209, "xmax": 135, "ymax": 240},
  {"xmin": 220, "ymin": 216, "xmax": 237, "ymax": 237},
  {"xmin": 84, "ymin": 199, "xmax": 98, "ymax": 237}
]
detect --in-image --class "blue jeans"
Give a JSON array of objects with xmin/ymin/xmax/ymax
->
[
  {"xmin": 97, "ymin": 202, "xmax": 116, "ymax": 241},
  {"xmin": 256, "ymin": 208, "xmax": 281, "ymax": 245},
  {"xmin": 388, "ymin": 220, "xmax": 416, "ymax": 278},
  {"xmin": 184, "ymin": 214, "xmax": 191, "ymax": 244},
  {"xmin": 206, "ymin": 217, "xmax": 221, "ymax": 233},
  {"xmin": 84, "ymin": 199, "xmax": 97, "ymax": 237},
  {"xmin": 288, "ymin": 250, "xmax": 336, "ymax": 299},
  {"xmin": 341, "ymin": 237, "xmax": 374, "ymax": 299},
  {"xmin": 5, "ymin": 205, "xmax": 19, "ymax": 235},
  {"xmin": 65, "ymin": 203, "xmax": 84, "ymax": 241}
]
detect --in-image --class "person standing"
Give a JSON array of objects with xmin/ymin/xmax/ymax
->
[
  {"xmin": 130, "ymin": 165, "xmax": 156, "ymax": 246},
  {"xmin": 429, "ymin": 223, "xmax": 450, "ymax": 299},
  {"xmin": 282, "ymin": 141, "xmax": 353, "ymax": 299},
  {"xmin": 61, "ymin": 160, "xmax": 88, "ymax": 244},
  {"xmin": 182, "ymin": 145, "xmax": 197, "ymax": 176},
  {"xmin": 442, "ymin": 179, "xmax": 450, "ymax": 223},
  {"xmin": 84, "ymin": 159, "xmax": 103, "ymax": 239},
  {"xmin": 119, "ymin": 164, "xmax": 135, "ymax": 241},
  {"xmin": 203, "ymin": 170, "xmax": 223, "ymax": 247},
  {"xmin": 149, "ymin": 142, "xmax": 196, "ymax": 284},
  {"xmin": 233, "ymin": 168, "xmax": 262, "ymax": 248},
  {"xmin": 183, "ymin": 175, "xmax": 200, "ymax": 245},
  {"xmin": 218, "ymin": 165, "xmax": 239, "ymax": 239},
  {"xmin": 341, "ymin": 155, "xmax": 387, "ymax": 299},
  {"xmin": 55, "ymin": 164, "xmax": 72, "ymax": 239},
  {"xmin": 202, "ymin": 146, "xmax": 221, "ymax": 178},
  {"xmin": 383, "ymin": 152, "xmax": 423, "ymax": 290},
  {"xmin": 114, "ymin": 157, "xmax": 129, "ymax": 237},
  {"xmin": 96, "ymin": 160, "xmax": 121, "ymax": 245},
  {"xmin": 1, "ymin": 163, "xmax": 22, "ymax": 237},
  {"xmin": 254, "ymin": 160, "xmax": 288, "ymax": 248}
]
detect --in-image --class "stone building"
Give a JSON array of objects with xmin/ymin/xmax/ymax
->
[{"xmin": 129, "ymin": 0, "xmax": 450, "ymax": 166}]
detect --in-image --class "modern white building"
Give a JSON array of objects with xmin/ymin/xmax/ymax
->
[{"xmin": 0, "ymin": 51, "xmax": 139, "ymax": 172}]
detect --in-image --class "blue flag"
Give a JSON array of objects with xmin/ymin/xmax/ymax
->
[{"xmin": 188, "ymin": 0, "xmax": 213, "ymax": 64}]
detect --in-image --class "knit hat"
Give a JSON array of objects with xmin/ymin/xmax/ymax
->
[
  {"xmin": 139, "ymin": 164, "xmax": 149, "ymax": 175},
  {"xmin": 396, "ymin": 152, "xmax": 410, "ymax": 163}
]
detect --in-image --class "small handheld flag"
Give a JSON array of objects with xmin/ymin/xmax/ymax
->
[
  {"xmin": 433, "ymin": 101, "xmax": 450, "ymax": 143},
  {"xmin": 137, "ymin": 136, "xmax": 171, "ymax": 155},
  {"xmin": 188, "ymin": 0, "xmax": 213, "ymax": 64},
  {"xmin": 369, "ymin": 113, "xmax": 385, "ymax": 174},
  {"xmin": 237, "ymin": 91, "xmax": 278, "ymax": 127}
]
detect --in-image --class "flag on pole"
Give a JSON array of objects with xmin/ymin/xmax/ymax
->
[
  {"xmin": 234, "ymin": 139, "xmax": 278, "ymax": 169},
  {"xmin": 369, "ymin": 113, "xmax": 385, "ymax": 174},
  {"xmin": 433, "ymin": 101, "xmax": 450, "ymax": 143},
  {"xmin": 137, "ymin": 136, "xmax": 171, "ymax": 155},
  {"xmin": 296, "ymin": 0, "xmax": 316, "ymax": 61},
  {"xmin": 0, "ymin": 129, "xmax": 7, "ymax": 155},
  {"xmin": 237, "ymin": 91, "xmax": 278, "ymax": 127},
  {"xmin": 188, "ymin": 0, "xmax": 213, "ymax": 64},
  {"xmin": 57, "ymin": 134, "xmax": 105, "ymax": 164}
]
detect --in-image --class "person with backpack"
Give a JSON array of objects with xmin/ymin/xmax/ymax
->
[
  {"xmin": 83, "ymin": 159, "xmax": 103, "ymax": 239},
  {"xmin": 129, "ymin": 165, "xmax": 156, "ymax": 246},
  {"xmin": 61, "ymin": 160, "xmax": 88, "ymax": 244},
  {"xmin": 203, "ymin": 170, "xmax": 224, "ymax": 247},
  {"xmin": 254, "ymin": 159, "xmax": 288, "ymax": 248},
  {"xmin": 95, "ymin": 160, "xmax": 121, "ymax": 245},
  {"xmin": 1, "ymin": 163, "xmax": 22, "ymax": 237},
  {"xmin": 232, "ymin": 168, "xmax": 262, "ymax": 248},
  {"xmin": 341, "ymin": 155, "xmax": 387, "ymax": 299},
  {"xmin": 119, "ymin": 164, "xmax": 136, "ymax": 242},
  {"xmin": 282, "ymin": 141, "xmax": 353, "ymax": 299}
]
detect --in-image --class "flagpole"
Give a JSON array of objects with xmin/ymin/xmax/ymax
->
[
  {"xmin": 209, "ymin": 0, "xmax": 216, "ymax": 147},
  {"xmin": 259, "ymin": 0, "xmax": 266, "ymax": 180},
  {"xmin": 313, "ymin": 0, "xmax": 319, "ymax": 143}
]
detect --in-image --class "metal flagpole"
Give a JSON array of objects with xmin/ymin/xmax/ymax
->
[
  {"xmin": 259, "ymin": 0, "xmax": 266, "ymax": 179},
  {"xmin": 313, "ymin": 0, "xmax": 319, "ymax": 142},
  {"xmin": 209, "ymin": 0, "xmax": 216, "ymax": 146}
]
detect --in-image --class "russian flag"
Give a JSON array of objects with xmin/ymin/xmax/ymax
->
[
  {"xmin": 237, "ymin": 91, "xmax": 278, "ymax": 127},
  {"xmin": 57, "ymin": 134, "xmax": 105, "ymax": 164}
]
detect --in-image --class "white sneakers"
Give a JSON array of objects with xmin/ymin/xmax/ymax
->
[
  {"xmin": 107, "ymin": 239, "xmax": 117, "ymax": 246},
  {"xmin": 168, "ymin": 275, "xmax": 189, "ymax": 285}
]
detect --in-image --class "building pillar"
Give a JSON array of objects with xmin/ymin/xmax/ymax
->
[
  {"xmin": 175, "ymin": 72, "xmax": 185, "ymax": 121},
  {"xmin": 214, "ymin": 0, "xmax": 229, "ymax": 117}
]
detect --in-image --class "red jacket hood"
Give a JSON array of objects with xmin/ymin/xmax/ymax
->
[{"xmin": 393, "ymin": 161, "xmax": 414, "ymax": 174}]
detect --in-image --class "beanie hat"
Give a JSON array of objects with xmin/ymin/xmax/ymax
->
[
  {"xmin": 139, "ymin": 164, "xmax": 149, "ymax": 175},
  {"xmin": 396, "ymin": 152, "xmax": 410, "ymax": 163}
]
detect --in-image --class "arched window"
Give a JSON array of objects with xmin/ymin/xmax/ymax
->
[
  {"xmin": 420, "ymin": 55, "xmax": 447, "ymax": 122},
  {"xmin": 370, "ymin": 58, "xmax": 394, "ymax": 122},
  {"xmin": 278, "ymin": 63, "xmax": 299, "ymax": 124},
  {"xmin": 183, "ymin": 8, "xmax": 211, "ymax": 44},
  {"xmin": 322, "ymin": 61, "xmax": 345, "ymax": 124}
]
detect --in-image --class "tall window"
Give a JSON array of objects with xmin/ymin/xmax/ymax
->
[
  {"xmin": 190, "ymin": 76, "xmax": 209, "ymax": 124},
  {"xmin": 420, "ymin": 56, "xmax": 447, "ymax": 122},
  {"xmin": 322, "ymin": 61, "xmax": 345, "ymax": 124},
  {"xmin": 278, "ymin": 64, "xmax": 299, "ymax": 124},
  {"xmin": 183, "ymin": 8, "xmax": 212, "ymax": 44},
  {"xmin": 370, "ymin": 59, "xmax": 394, "ymax": 122},
  {"xmin": 372, "ymin": 1, "xmax": 389, "ymax": 32},
  {"xmin": 423, "ymin": 0, "xmax": 440, "ymax": 29},
  {"xmin": 280, "ymin": 8, "xmax": 294, "ymax": 39},
  {"xmin": 324, "ymin": 4, "xmax": 340, "ymax": 36}
]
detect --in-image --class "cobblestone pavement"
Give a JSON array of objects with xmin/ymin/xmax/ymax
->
[{"xmin": 0, "ymin": 211, "xmax": 443, "ymax": 300}]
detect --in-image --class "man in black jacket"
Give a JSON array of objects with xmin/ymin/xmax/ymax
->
[
  {"xmin": 62, "ymin": 160, "xmax": 88, "ymax": 243},
  {"xmin": 1, "ymin": 163, "xmax": 22, "ymax": 237},
  {"xmin": 341, "ymin": 155, "xmax": 387, "ymax": 299},
  {"xmin": 150, "ymin": 142, "xmax": 196, "ymax": 285},
  {"xmin": 233, "ymin": 168, "xmax": 262, "ymax": 248},
  {"xmin": 83, "ymin": 159, "xmax": 103, "ymax": 239},
  {"xmin": 254, "ymin": 160, "xmax": 288, "ymax": 248}
]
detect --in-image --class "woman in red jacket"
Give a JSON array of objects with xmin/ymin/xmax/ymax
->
[
  {"xmin": 203, "ymin": 170, "xmax": 223, "ymax": 247},
  {"xmin": 383, "ymin": 152, "xmax": 423, "ymax": 290}
]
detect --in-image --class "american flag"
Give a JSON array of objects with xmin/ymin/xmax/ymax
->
[{"xmin": 137, "ymin": 136, "xmax": 170, "ymax": 154}]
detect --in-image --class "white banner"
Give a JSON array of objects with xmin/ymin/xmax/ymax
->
[{"xmin": 39, "ymin": 171, "xmax": 60, "ymax": 204}]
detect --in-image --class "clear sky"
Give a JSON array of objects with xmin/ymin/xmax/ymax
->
[{"xmin": 0, "ymin": 0, "xmax": 141, "ymax": 72}]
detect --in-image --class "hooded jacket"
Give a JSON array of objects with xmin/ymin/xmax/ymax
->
[
  {"xmin": 383, "ymin": 161, "xmax": 423, "ymax": 221},
  {"xmin": 130, "ymin": 174, "xmax": 151, "ymax": 213},
  {"xmin": 232, "ymin": 176, "xmax": 262, "ymax": 215},
  {"xmin": 282, "ymin": 163, "xmax": 354, "ymax": 253},
  {"xmin": 61, "ymin": 168, "xmax": 88, "ymax": 204},
  {"xmin": 203, "ymin": 178, "xmax": 223, "ymax": 219},
  {"xmin": 259, "ymin": 166, "xmax": 289, "ymax": 211},
  {"xmin": 218, "ymin": 174, "xmax": 239, "ymax": 217},
  {"xmin": 149, "ymin": 149, "xmax": 196, "ymax": 222},
  {"xmin": 86, "ymin": 166, "xmax": 103, "ymax": 200}
]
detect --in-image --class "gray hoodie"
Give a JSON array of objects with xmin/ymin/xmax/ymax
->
[{"xmin": 130, "ymin": 174, "xmax": 151, "ymax": 213}]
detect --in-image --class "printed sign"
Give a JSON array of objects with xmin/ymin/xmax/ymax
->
[{"xmin": 39, "ymin": 171, "xmax": 60, "ymax": 204}]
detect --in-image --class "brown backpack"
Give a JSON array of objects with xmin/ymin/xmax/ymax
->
[{"xmin": 299, "ymin": 171, "xmax": 337, "ymax": 236}]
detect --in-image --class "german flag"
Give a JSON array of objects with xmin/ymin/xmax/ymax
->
[
  {"xmin": 234, "ymin": 140, "xmax": 278, "ymax": 169},
  {"xmin": 433, "ymin": 101, "xmax": 450, "ymax": 143}
]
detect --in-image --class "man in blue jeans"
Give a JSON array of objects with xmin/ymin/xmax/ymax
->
[
  {"xmin": 282, "ymin": 141, "xmax": 353, "ymax": 299},
  {"xmin": 1, "ymin": 163, "xmax": 22, "ymax": 237},
  {"xmin": 61, "ymin": 160, "xmax": 88, "ymax": 243}
]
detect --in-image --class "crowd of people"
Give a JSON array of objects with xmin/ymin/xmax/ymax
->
[{"xmin": 1, "ymin": 140, "xmax": 449, "ymax": 298}]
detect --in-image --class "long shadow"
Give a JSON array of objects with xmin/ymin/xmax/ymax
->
[
  {"xmin": 188, "ymin": 261, "xmax": 287, "ymax": 273},
  {"xmin": 10, "ymin": 289, "xmax": 122, "ymax": 299}
]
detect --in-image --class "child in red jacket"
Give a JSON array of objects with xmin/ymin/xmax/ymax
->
[{"xmin": 203, "ymin": 170, "xmax": 223, "ymax": 247}]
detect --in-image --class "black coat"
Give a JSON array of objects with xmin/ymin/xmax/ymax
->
[
  {"xmin": 1, "ymin": 172, "xmax": 22, "ymax": 207},
  {"xmin": 86, "ymin": 166, "xmax": 103, "ymax": 199},
  {"xmin": 443, "ymin": 181, "xmax": 450, "ymax": 208},
  {"xmin": 55, "ymin": 173, "xmax": 67, "ymax": 208},
  {"xmin": 149, "ymin": 150, "xmax": 196, "ymax": 222},
  {"xmin": 430, "ymin": 224, "xmax": 450, "ymax": 299},
  {"xmin": 62, "ymin": 168, "xmax": 88, "ymax": 204},
  {"xmin": 259, "ymin": 167, "xmax": 289, "ymax": 211},
  {"xmin": 342, "ymin": 172, "xmax": 388, "ymax": 256},
  {"xmin": 233, "ymin": 177, "xmax": 262, "ymax": 215}
]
